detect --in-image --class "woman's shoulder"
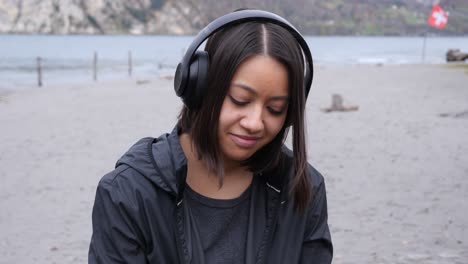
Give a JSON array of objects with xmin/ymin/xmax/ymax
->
[
  {"xmin": 98, "ymin": 163, "xmax": 142, "ymax": 188},
  {"xmin": 94, "ymin": 164, "xmax": 177, "ymax": 222},
  {"xmin": 97, "ymin": 137, "xmax": 155, "ymax": 194},
  {"xmin": 96, "ymin": 163, "xmax": 158, "ymax": 204},
  {"xmin": 95, "ymin": 132, "xmax": 181, "ymax": 207},
  {"xmin": 280, "ymin": 145, "xmax": 325, "ymax": 188},
  {"xmin": 306, "ymin": 163, "xmax": 326, "ymax": 190}
]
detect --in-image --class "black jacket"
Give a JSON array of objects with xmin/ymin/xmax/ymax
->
[{"xmin": 89, "ymin": 128, "xmax": 333, "ymax": 263}]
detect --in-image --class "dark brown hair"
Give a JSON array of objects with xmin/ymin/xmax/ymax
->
[{"xmin": 177, "ymin": 21, "xmax": 312, "ymax": 212}]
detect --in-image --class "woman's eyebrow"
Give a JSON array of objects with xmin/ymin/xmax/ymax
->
[
  {"xmin": 269, "ymin": 95, "xmax": 289, "ymax": 101},
  {"xmin": 232, "ymin": 83, "xmax": 257, "ymax": 94},
  {"xmin": 232, "ymin": 83, "xmax": 289, "ymax": 101}
]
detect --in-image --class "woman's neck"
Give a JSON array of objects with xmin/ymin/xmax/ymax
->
[{"xmin": 179, "ymin": 133, "xmax": 253, "ymax": 199}]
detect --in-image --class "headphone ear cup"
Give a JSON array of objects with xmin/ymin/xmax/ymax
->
[
  {"xmin": 174, "ymin": 63, "xmax": 184, "ymax": 97},
  {"xmin": 184, "ymin": 50, "xmax": 209, "ymax": 110}
]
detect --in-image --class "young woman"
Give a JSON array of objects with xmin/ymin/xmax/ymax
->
[{"xmin": 89, "ymin": 10, "xmax": 332, "ymax": 264}]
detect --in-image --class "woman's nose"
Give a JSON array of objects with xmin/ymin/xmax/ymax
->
[{"xmin": 240, "ymin": 107, "xmax": 264, "ymax": 133}]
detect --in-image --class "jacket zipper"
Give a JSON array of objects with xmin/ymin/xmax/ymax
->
[
  {"xmin": 255, "ymin": 183, "xmax": 282, "ymax": 264},
  {"xmin": 174, "ymin": 200, "xmax": 189, "ymax": 264}
]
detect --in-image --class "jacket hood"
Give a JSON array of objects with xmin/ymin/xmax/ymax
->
[{"xmin": 115, "ymin": 127, "xmax": 187, "ymax": 198}]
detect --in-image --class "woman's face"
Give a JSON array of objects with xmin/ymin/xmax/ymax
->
[{"xmin": 218, "ymin": 55, "xmax": 289, "ymax": 164}]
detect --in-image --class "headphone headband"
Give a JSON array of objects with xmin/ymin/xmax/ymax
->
[{"xmin": 174, "ymin": 10, "xmax": 313, "ymax": 108}]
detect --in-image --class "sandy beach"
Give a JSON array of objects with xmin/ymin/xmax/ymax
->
[{"xmin": 0, "ymin": 64, "xmax": 467, "ymax": 263}]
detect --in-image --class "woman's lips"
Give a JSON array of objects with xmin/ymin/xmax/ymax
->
[{"xmin": 229, "ymin": 134, "xmax": 259, "ymax": 148}]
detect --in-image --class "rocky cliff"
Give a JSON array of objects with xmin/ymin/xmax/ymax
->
[
  {"xmin": 0, "ymin": 0, "xmax": 197, "ymax": 34},
  {"xmin": 0, "ymin": 0, "xmax": 467, "ymax": 35}
]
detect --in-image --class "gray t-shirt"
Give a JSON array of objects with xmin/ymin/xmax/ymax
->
[{"xmin": 185, "ymin": 182, "xmax": 252, "ymax": 264}]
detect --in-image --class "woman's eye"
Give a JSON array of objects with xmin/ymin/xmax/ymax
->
[
  {"xmin": 228, "ymin": 95, "xmax": 248, "ymax": 106},
  {"xmin": 268, "ymin": 107, "xmax": 285, "ymax": 116}
]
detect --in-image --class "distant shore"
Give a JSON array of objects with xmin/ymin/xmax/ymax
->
[{"xmin": 0, "ymin": 64, "xmax": 467, "ymax": 263}]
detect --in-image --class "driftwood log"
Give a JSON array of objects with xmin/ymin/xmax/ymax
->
[
  {"xmin": 321, "ymin": 94, "xmax": 359, "ymax": 113},
  {"xmin": 446, "ymin": 49, "xmax": 468, "ymax": 62}
]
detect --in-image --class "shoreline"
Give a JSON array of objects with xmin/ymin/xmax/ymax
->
[{"xmin": 1, "ymin": 62, "xmax": 466, "ymax": 93}]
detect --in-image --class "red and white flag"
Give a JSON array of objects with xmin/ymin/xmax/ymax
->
[{"xmin": 427, "ymin": 4, "xmax": 448, "ymax": 29}]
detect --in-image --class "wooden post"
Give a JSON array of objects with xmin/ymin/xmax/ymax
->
[
  {"xmin": 37, "ymin": 57, "xmax": 42, "ymax": 87},
  {"xmin": 93, "ymin": 51, "xmax": 98, "ymax": 81},
  {"xmin": 128, "ymin": 51, "xmax": 132, "ymax": 77},
  {"xmin": 421, "ymin": 31, "xmax": 427, "ymax": 63}
]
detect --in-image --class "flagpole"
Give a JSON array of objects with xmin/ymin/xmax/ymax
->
[{"xmin": 421, "ymin": 31, "xmax": 427, "ymax": 63}]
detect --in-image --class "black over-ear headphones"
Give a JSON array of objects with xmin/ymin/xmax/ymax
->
[{"xmin": 174, "ymin": 9, "xmax": 313, "ymax": 110}]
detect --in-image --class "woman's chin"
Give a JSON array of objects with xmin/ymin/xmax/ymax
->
[{"xmin": 222, "ymin": 150, "xmax": 256, "ymax": 164}]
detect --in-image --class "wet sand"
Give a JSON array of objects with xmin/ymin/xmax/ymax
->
[{"xmin": 0, "ymin": 64, "xmax": 467, "ymax": 263}]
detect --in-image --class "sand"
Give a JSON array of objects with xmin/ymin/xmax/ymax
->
[{"xmin": 0, "ymin": 64, "xmax": 467, "ymax": 263}]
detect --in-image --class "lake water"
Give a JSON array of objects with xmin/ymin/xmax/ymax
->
[{"xmin": 0, "ymin": 35, "xmax": 467, "ymax": 90}]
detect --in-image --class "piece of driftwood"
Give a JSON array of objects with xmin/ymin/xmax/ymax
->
[
  {"xmin": 136, "ymin": 80, "xmax": 150, "ymax": 85},
  {"xmin": 321, "ymin": 94, "xmax": 359, "ymax": 113},
  {"xmin": 439, "ymin": 110, "xmax": 468, "ymax": 119},
  {"xmin": 159, "ymin": 74, "xmax": 174, "ymax": 80},
  {"xmin": 446, "ymin": 49, "xmax": 468, "ymax": 62}
]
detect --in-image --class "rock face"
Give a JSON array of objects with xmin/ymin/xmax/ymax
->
[
  {"xmin": 0, "ymin": 0, "xmax": 195, "ymax": 34},
  {"xmin": 0, "ymin": 0, "xmax": 467, "ymax": 35}
]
